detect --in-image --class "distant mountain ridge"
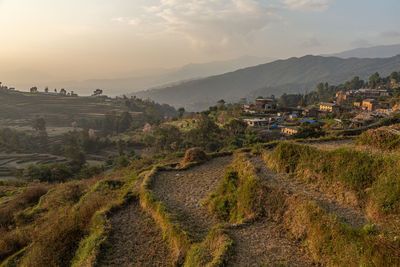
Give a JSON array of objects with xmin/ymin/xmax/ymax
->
[
  {"xmin": 26, "ymin": 55, "xmax": 274, "ymax": 96},
  {"xmin": 326, "ymin": 44, "xmax": 400, "ymax": 59},
  {"xmin": 134, "ymin": 55, "xmax": 400, "ymax": 111}
]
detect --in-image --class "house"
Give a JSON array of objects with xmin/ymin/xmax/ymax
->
[
  {"xmin": 244, "ymin": 118, "xmax": 269, "ymax": 127},
  {"xmin": 354, "ymin": 102, "xmax": 361, "ymax": 109},
  {"xmin": 336, "ymin": 90, "xmax": 347, "ymax": 105},
  {"xmin": 289, "ymin": 114, "xmax": 298, "ymax": 119},
  {"xmin": 319, "ymin": 103, "xmax": 339, "ymax": 113},
  {"xmin": 281, "ymin": 127, "xmax": 298, "ymax": 136},
  {"xmin": 254, "ymin": 98, "xmax": 274, "ymax": 111},
  {"xmin": 362, "ymin": 99, "xmax": 377, "ymax": 112}
]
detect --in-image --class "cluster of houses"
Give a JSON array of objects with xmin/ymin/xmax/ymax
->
[
  {"xmin": 335, "ymin": 88, "xmax": 391, "ymax": 112},
  {"xmin": 241, "ymin": 87, "xmax": 399, "ymax": 137},
  {"xmin": 242, "ymin": 98, "xmax": 275, "ymax": 114}
]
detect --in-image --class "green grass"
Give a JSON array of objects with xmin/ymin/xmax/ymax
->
[
  {"xmin": 184, "ymin": 227, "xmax": 233, "ymax": 267},
  {"xmin": 266, "ymin": 142, "xmax": 400, "ymax": 221},
  {"xmin": 140, "ymin": 166, "xmax": 191, "ymax": 265},
  {"xmin": 283, "ymin": 196, "xmax": 400, "ymax": 267},
  {"xmin": 206, "ymin": 153, "xmax": 265, "ymax": 223}
]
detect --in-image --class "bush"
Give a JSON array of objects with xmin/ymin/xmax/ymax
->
[
  {"xmin": 113, "ymin": 155, "xmax": 130, "ymax": 169},
  {"xmin": 23, "ymin": 163, "xmax": 72, "ymax": 182},
  {"xmin": 181, "ymin": 148, "xmax": 207, "ymax": 165},
  {"xmin": 357, "ymin": 127, "xmax": 400, "ymax": 150}
]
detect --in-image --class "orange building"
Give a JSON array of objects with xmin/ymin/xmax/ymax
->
[{"xmin": 362, "ymin": 99, "xmax": 377, "ymax": 112}]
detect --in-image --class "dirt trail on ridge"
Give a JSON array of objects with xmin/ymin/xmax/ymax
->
[
  {"xmin": 96, "ymin": 198, "xmax": 173, "ymax": 267},
  {"xmin": 151, "ymin": 156, "xmax": 232, "ymax": 242},
  {"xmin": 251, "ymin": 156, "xmax": 369, "ymax": 228}
]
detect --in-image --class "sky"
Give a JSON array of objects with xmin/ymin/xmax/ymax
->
[{"xmin": 0, "ymin": 0, "xmax": 399, "ymax": 83}]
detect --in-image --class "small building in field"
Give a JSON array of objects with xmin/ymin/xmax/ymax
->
[
  {"xmin": 319, "ymin": 103, "xmax": 339, "ymax": 113},
  {"xmin": 362, "ymin": 99, "xmax": 377, "ymax": 112},
  {"xmin": 244, "ymin": 118, "xmax": 269, "ymax": 127},
  {"xmin": 281, "ymin": 127, "xmax": 298, "ymax": 136}
]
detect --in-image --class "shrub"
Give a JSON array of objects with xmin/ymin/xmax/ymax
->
[
  {"xmin": 181, "ymin": 148, "xmax": 208, "ymax": 166},
  {"xmin": 357, "ymin": 127, "xmax": 400, "ymax": 150}
]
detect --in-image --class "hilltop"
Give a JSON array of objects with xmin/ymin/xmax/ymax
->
[{"xmin": 134, "ymin": 55, "xmax": 400, "ymax": 111}]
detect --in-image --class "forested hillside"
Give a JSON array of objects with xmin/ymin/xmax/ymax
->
[{"xmin": 135, "ymin": 55, "xmax": 400, "ymax": 111}]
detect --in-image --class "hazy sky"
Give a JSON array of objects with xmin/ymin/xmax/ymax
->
[{"xmin": 0, "ymin": 0, "xmax": 399, "ymax": 82}]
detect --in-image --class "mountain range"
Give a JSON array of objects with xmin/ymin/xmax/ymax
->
[
  {"xmin": 328, "ymin": 44, "xmax": 400, "ymax": 59},
  {"xmin": 6, "ymin": 56, "xmax": 273, "ymax": 96},
  {"xmin": 134, "ymin": 55, "xmax": 400, "ymax": 111}
]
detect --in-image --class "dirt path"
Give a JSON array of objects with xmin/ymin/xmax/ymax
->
[
  {"xmin": 227, "ymin": 220, "xmax": 313, "ymax": 267},
  {"xmin": 96, "ymin": 198, "xmax": 173, "ymax": 267},
  {"xmin": 251, "ymin": 156, "xmax": 369, "ymax": 228},
  {"xmin": 151, "ymin": 156, "xmax": 232, "ymax": 242}
]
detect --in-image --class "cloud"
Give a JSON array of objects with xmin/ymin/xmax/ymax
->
[
  {"xmin": 114, "ymin": 0, "xmax": 281, "ymax": 52},
  {"xmin": 111, "ymin": 17, "xmax": 141, "ymax": 25},
  {"xmin": 380, "ymin": 31, "xmax": 400, "ymax": 39},
  {"xmin": 300, "ymin": 37, "xmax": 322, "ymax": 48},
  {"xmin": 350, "ymin": 38, "xmax": 372, "ymax": 48},
  {"xmin": 283, "ymin": 0, "xmax": 332, "ymax": 12}
]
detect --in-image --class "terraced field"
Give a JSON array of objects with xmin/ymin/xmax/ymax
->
[
  {"xmin": 92, "ymin": 142, "xmax": 396, "ymax": 266},
  {"xmin": 151, "ymin": 156, "xmax": 232, "ymax": 242},
  {"xmin": 96, "ymin": 198, "xmax": 173, "ymax": 267},
  {"xmin": 251, "ymin": 156, "xmax": 368, "ymax": 228},
  {"xmin": 0, "ymin": 154, "xmax": 67, "ymax": 179}
]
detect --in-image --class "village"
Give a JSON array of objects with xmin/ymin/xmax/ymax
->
[{"xmin": 241, "ymin": 76, "xmax": 400, "ymax": 138}]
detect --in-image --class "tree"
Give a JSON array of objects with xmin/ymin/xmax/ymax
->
[
  {"xmin": 390, "ymin": 72, "xmax": 400, "ymax": 82},
  {"xmin": 369, "ymin": 72, "xmax": 381, "ymax": 88},
  {"xmin": 346, "ymin": 76, "xmax": 364, "ymax": 89},
  {"xmin": 178, "ymin": 107, "xmax": 185, "ymax": 119},
  {"xmin": 32, "ymin": 118, "xmax": 46, "ymax": 132},
  {"xmin": 187, "ymin": 114, "xmax": 221, "ymax": 151},
  {"xmin": 152, "ymin": 124, "xmax": 183, "ymax": 152},
  {"xmin": 118, "ymin": 112, "xmax": 133, "ymax": 133},
  {"xmin": 93, "ymin": 89, "xmax": 103, "ymax": 96},
  {"xmin": 217, "ymin": 99, "xmax": 226, "ymax": 110},
  {"xmin": 296, "ymin": 123, "xmax": 324, "ymax": 139},
  {"xmin": 225, "ymin": 119, "xmax": 248, "ymax": 135},
  {"xmin": 117, "ymin": 139, "xmax": 126, "ymax": 156},
  {"xmin": 65, "ymin": 132, "xmax": 86, "ymax": 170}
]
